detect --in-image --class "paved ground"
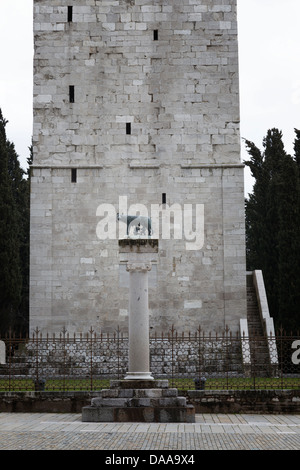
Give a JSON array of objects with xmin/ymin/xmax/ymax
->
[{"xmin": 0, "ymin": 413, "xmax": 299, "ymax": 451}]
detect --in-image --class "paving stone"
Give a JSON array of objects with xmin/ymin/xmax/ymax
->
[{"xmin": 1, "ymin": 413, "xmax": 300, "ymax": 450}]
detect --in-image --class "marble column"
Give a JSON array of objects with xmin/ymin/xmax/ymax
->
[
  {"xmin": 119, "ymin": 239, "xmax": 158, "ymax": 381},
  {"xmin": 125, "ymin": 261, "xmax": 153, "ymax": 380}
]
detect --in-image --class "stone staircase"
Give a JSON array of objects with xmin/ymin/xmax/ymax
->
[{"xmin": 246, "ymin": 275, "xmax": 272, "ymax": 377}]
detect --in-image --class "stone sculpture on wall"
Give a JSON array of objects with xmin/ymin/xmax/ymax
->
[{"xmin": 117, "ymin": 213, "xmax": 152, "ymax": 237}]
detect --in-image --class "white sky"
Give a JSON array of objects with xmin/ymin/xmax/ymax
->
[{"xmin": 0, "ymin": 1, "xmax": 300, "ymax": 196}]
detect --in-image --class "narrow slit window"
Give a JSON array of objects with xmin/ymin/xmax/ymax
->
[
  {"xmin": 69, "ymin": 85, "xmax": 75, "ymax": 103},
  {"xmin": 153, "ymin": 30, "xmax": 158, "ymax": 41},
  {"xmin": 126, "ymin": 122, "xmax": 131, "ymax": 135},
  {"xmin": 162, "ymin": 193, "xmax": 166, "ymax": 204},
  {"xmin": 71, "ymin": 168, "xmax": 77, "ymax": 183},
  {"xmin": 68, "ymin": 6, "xmax": 73, "ymax": 22}
]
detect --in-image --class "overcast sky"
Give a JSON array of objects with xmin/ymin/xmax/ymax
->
[{"xmin": 0, "ymin": 0, "xmax": 300, "ymax": 196}]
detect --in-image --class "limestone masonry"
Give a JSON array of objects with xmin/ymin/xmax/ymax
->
[{"xmin": 30, "ymin": 0, "xmax": 247, "ymax": 334}]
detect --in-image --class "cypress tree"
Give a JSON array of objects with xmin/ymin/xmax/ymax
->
[
  {"xmin": 244, "ymin": 129, "xmax": 300, "ymax": 331},
  {"xmin": 0, "ymin": 110, "xmax": 22, "ymax": 333},
  {"xmin": 294, "ymin": 128, "xmax": 300, "ymax": 171},
  {"xmin": 17, "ymin": 146, "xmax": 32, "ymax": 333}
]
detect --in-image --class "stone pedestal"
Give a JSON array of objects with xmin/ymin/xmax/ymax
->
[
  {"xmin": 82, "ymin": 379, "xmax": 195, "ymax": 423},
  {"xmin": 82, "ymin": 239, "xmax": 195, "ymax": 422}
]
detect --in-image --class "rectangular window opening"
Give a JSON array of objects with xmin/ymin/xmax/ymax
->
[
  {"xmin": 69, "ymin": 85, "xmax": 75, "ymax": 103},
  {"xmin": 68, "ymin": 6, "xmax": 73, "ymax": 22},
  {"xmin": 71, "ymin": 168, "xmax": 77, "ymax": 183},
  {"xmin": 153, "ymin": 30, "xmax": 158, "ymax": 41},
  {"xmin": 162, "ymin": 193, "xmax": 166, "ymax": 204},
  {"xmin": 126, "ymin": 122, "xmax": 131, "ymax": 135}
]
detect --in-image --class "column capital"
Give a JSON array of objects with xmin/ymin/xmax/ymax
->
[{"xmin": 126, "ymin": 262, "xmax": 152, "ymax": 273}]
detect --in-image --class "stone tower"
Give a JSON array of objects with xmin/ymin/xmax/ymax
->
[{"xmin": 30, "ymin": 0, "xmax": 247, "ymax": 334}]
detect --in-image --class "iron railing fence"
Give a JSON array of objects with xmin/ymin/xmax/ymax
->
[{"xmin": 0, "ymin": 327, "xmax": 299, "ymax": 392}]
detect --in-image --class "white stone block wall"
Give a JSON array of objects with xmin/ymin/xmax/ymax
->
[{"xmin": 30, "ymin": 0, "xmax": 247, "ymax": 334}]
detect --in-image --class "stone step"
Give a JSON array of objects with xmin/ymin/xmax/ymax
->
[
  {"xmin": 91, "ymin": 396, "xmax": 187, "ymax": 408},
  {"xmin": 101, "ymin": 387, "xmax": 178, "ymax": 398},
  {"xmin": 246, "ymin": 278, "xmax": 273, "ymax": 377},
  {"xmin": 82, "ymin": 405, "xmax": 195, "ymax": 423}
]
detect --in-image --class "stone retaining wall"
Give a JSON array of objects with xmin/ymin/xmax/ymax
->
[
  {"xmin": 1, "ymin": 390, "xmax": 299, "ymax": 414},
  {"xmin": 187, "ymin": 390, "xmax": 300, "ymax": 414},
  {"xmin": 0, "ymin": 392, "xmax": 98, "ymax": 413},
  {"xmin": 3, "ymin": 335, "xmax": 244, "ymax": 379}
]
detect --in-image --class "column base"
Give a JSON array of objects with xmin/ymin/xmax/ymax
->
[{"xmin": 124, "ymin": 372, "xmax": 154, "ymax": 381}]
